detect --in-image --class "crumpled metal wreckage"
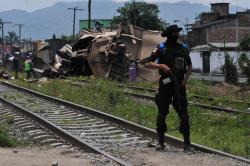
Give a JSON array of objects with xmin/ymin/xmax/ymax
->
[{"xmin": 32, "ymin": 24, "xmax": 164, "ymax": 81}]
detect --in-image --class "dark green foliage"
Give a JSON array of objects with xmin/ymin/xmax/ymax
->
[
  {"xmin": 239, "ymin": 36, "xmax": 250, "ymax": 85},
  {"xmin": 5, "ymin": 31, "xmax": 19, "ymax": 44},
  {"xmin": 113, "ymin": 2, "xmax": 166, "ymax": 30},
  {"xmin": 238, "ymin": 53, "xmax": 250, "ymax": 85},
  {"xmin": 0, "ymin": 125, "xmax": 17, "ymax": 147},
  {"xmin": 222, "ymin": 54, "xmax": 238, "ymax": 85},
  {"xmin": 239, "ymin": 35, "xmax": 250, "ymax": 51}
]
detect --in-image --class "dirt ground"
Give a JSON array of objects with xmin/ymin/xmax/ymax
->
[
  {"xmin": 133, "ymin": 148, "xmax": 248, "ymax": 166},
  {"xmin": 201, "ymin": 82, "xmax": 250, "ymax": 100},
  {"xmin": 0, "ymin": 148, "xmax": 94, "ymax": 166},
  {"xmin": 0, "ymin": 147, "xmax": 248, "ymax": 166}
]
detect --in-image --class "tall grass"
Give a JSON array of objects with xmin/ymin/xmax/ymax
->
[{"xmin": 11, "ymin": 78, "xmax": 250, "ymax": 157}]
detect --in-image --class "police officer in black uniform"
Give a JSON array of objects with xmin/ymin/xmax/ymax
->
[{"xmin": 144, "ymin": 24, "xmax": 193, "ymax": 153}]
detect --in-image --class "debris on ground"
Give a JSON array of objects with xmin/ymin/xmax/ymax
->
[{"xmin": 0, "ymin": 71, "xmax": 13, "ymax": 80}]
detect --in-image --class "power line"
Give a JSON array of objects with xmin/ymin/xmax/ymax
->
[
  {"xmin": 68, "ymin": 6, "xmax": 84, "ymax": 39},
  {"xmin": 133, "ymin": 0, "xmax": 136, "ymax": 26},
  {"xmin": 15, "ymin": 24, "xmax": 25, "ymax": 42},
  {"xmin": 0, "ymin": 20, "xmax": 12, "ymax": 56}
]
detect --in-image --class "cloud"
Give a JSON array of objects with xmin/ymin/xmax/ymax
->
[
  {"xmin": 111, "ymin": 0, "xmax": 249, "ymax": 7},
  {"xmin": 0, "ymin": 0, "xmax": 249, "ymax": 12}
]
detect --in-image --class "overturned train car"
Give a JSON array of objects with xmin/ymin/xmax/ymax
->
[
  {"xmin": 73, "ymin": 25, "xmax": 165, "ymax": 82},
  {"xmin": 32, "ymin": 25, "xmax": 165, "ymax": 81}
]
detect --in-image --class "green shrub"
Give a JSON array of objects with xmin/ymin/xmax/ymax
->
[
  {"xmin": 222, "ymin": 54, "xmax": 238, "ymax": 85},
  {"xmin": 0, "ymin": 125, "xmax": 17, "ymax": 147},
  {"xmin": 238, "ymin": 53, "xmax": 250, "ymax": 85}
]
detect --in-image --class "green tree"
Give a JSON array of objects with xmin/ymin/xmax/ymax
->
[
  {"xmin": 239, "ymin": 36, "xmax": 250, "ymax": 85},
  {"xmin": 238, "ymin": 53, "xmax": 250, "ymax": 85},
  {"xmin": 222, "ymin": 54, "xmax": 238, "ymax": 85},
  {"xmin": 5, "ymin": 31, "xmax": 19, "ymax": 45},
  {"xmin": 113, "ymin": 2, "xmax": 166, "ymax": 30},
  {"xmin": 239, "ymin": 36, "xmax": 250, "ymax": 51}
]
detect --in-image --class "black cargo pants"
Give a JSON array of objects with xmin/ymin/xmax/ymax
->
[{"xmin": 155, "ymin": 79, "xmax": 190, "ymax": 144}]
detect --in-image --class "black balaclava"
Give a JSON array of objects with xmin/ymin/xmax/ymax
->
[{"xmin": 167, "ymin": 32, "xmax": 179, "ymax": 44}]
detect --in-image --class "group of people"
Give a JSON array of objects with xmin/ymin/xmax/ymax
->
[{"xmin": 12, "ymin": 55, "xmax": 37, "ymax": 80}]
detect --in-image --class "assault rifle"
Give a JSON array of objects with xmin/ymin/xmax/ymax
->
[
  {"xmin": 129, "ymin": 56, "xmax": 154, "ymax": 65},
  {"xmin": 171, "ymin": 57, "xmax": 185, "ymax": 113},
  {"xmin": 138, "ymin": 56, "xmax": 154, "ymax": 65}
]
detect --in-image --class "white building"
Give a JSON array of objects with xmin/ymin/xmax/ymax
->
[{"xmin": 190, "ymin": 43, "xmax": 243, "ymax": 73}]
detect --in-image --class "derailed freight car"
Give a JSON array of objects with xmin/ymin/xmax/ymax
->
[
  {"xmin": 32, "ymin": 24, "xmax": 165, "ymax": 81},
  {"xmin": 72, "ymin": 24, "xmax": 165, "ymax": 82}
]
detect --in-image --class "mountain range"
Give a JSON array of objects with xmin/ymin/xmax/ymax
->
[{"xmin": 0, "ymin": 0, "xmax": 245, "ymax": 40}]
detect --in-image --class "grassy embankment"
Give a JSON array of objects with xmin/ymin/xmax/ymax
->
[
  {"xmin": 72, "ymin": 77, "xmax": 250, "ymax": 111},
  {"xmin": 4, "ymin": 76, "xmax": 250, "ymax": 158},
  {"xmin": 0, "ymin": 116, "xmax": 26, "ymax": 147}
]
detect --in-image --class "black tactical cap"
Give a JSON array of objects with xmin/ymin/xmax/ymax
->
[{"xmin": 161, "ymin": 24, "xmax": 183, "ymax": 37}]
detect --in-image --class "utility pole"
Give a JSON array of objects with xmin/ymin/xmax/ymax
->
[
  {"xmin": 15, "ymin": 24, "xmax": 25, "ymax": 43},
  {"xmin": 88, "ymin": 0, "xmax": 92, "ymax": 30},
  {"xmin": 68, "ymin": 6, "xmax": 84, "ymax": 39},
  {"xmin": 185, "ymin": 18, "xmax": 190, "ymax": 47},
  {"xmin": 0, "ymin": 20, "xmax": 12, "ymax": 56},
  {"xmin": 133, "ymin": 0, "xmax": 136, "ymax": 26}
]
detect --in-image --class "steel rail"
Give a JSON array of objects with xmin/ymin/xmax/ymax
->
[
  {"xmin": 126, "ymin": 91, "xmax": 249, "ymax": 114},
  {"xmin": 124, "ymin": 91, "xmax": 250, "ymax": 115},
  {"xmin": 72, "ymin": 79, "xmax": 250, "ymax": 105},
  {"xmin": 71, "ymin": 79, "xmax": 156, "ymax": 92},
  {"xmin": 1, "ymin": 81, "xmax": 250, "ymax": 164},
  {"xmin": 72, "ymin": 81, "xmax": 247, "ymax": 113},
  {"xmin": 192, "ymin": 94, "xmax": 250, "ymax": 106},
  {"xmin": 0, "ymin": 91, "xmax": 130, "ymax": 166}
]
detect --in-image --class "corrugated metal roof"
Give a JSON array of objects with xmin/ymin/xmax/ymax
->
[
  {"xmin": 191, "ymin": 42, "xmax": 239, "ymax": 51},
  {"xmin": 209, "ymin": 42, "xmax": 239, "ymax": 48},
  {"xmin": 191, "ymin": 44, "xmax": 212, "ymax": 51}
]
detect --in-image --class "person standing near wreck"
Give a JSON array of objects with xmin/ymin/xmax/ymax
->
[
  {"xmin": 144, "ymin": 24, "xmax": 193, "ymax": 153},
  {"xmin": 24, "ymin": 56, "xmax": 36, "ymax": 80},
  {"xmin": 13, "ymin": 52, "xmax": 20, "ymax": 79},
  {"xmin": 94, "ymin": 20, "xmax": 103, "ymax": 33}
]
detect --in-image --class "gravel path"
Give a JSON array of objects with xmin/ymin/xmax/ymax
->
[
  {"xmin": 0, "ymin": 148, "xmax": 96, "ymax": 166},
  {"xmin": 133, "ymin": 147, "xmax": 249, "ymax": 166}
]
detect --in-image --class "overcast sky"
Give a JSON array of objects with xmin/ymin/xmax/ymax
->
[{"xmin": 0, "ymin": 0, "xmax": 249, "ymax": 12}]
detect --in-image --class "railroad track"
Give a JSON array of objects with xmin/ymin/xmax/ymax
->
[
  {"xmin": 0, "ymin": 81, "xmax": 249, "ymax": 165},
  {"xmin": 0, "ymin": 98, "xmax": 119, "ymax": 165},
  {"xmin": 72, "ymin": 79, "xmax": 250, "ymax": 106},
  {"xmin": 0, "ymin": 103, "xmax": 68, "ymax": 148},
  {"xmin": 72, "ymin": 81, "xmax": 249, "ymax": 114},
  {"xmin": 124, "ymin": 91, "xmax": 250, "ymax": 115}
]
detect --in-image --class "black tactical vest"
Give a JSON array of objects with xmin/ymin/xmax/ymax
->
[{"xmin": 158, "ymin": 43, "xmax": 189, "ymax": 81}]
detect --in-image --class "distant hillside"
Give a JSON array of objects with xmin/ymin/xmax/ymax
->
[{"xmin": 0, "ymin": 0, "xmax": 245, "ymax": 40}]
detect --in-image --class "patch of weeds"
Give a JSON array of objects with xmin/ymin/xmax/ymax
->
[
  {"xmin": 3, "ymin": 93, "xmax": 17, "ymax": 101},
  {"xmin": 0, "ymin": 125, "xmax": 18, "ymax": 147},
  {"xmin": 107, "ymin": 88, "xmax": 124, "ymax": 106},
  {"xmin": 27, "ymin": 102, "xmax": 40, "ymax": 108},
  {"xmin": 26, "ymin": 98, "xmax": 36, "ymax": 104},
  {"xmin": 4, "ymin": 116, "xmax": 15, "ymax": 125},
  {"xmin": 33, "ymin": 109, "xmax": 46, "ymax": 114},
  {"xmin": 18, "ymin": 139, "xmax": 33, "ymax": 147},
  {"xmin": 58, "ymin": 119, "xmax": 77, "ymax": 125}
]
